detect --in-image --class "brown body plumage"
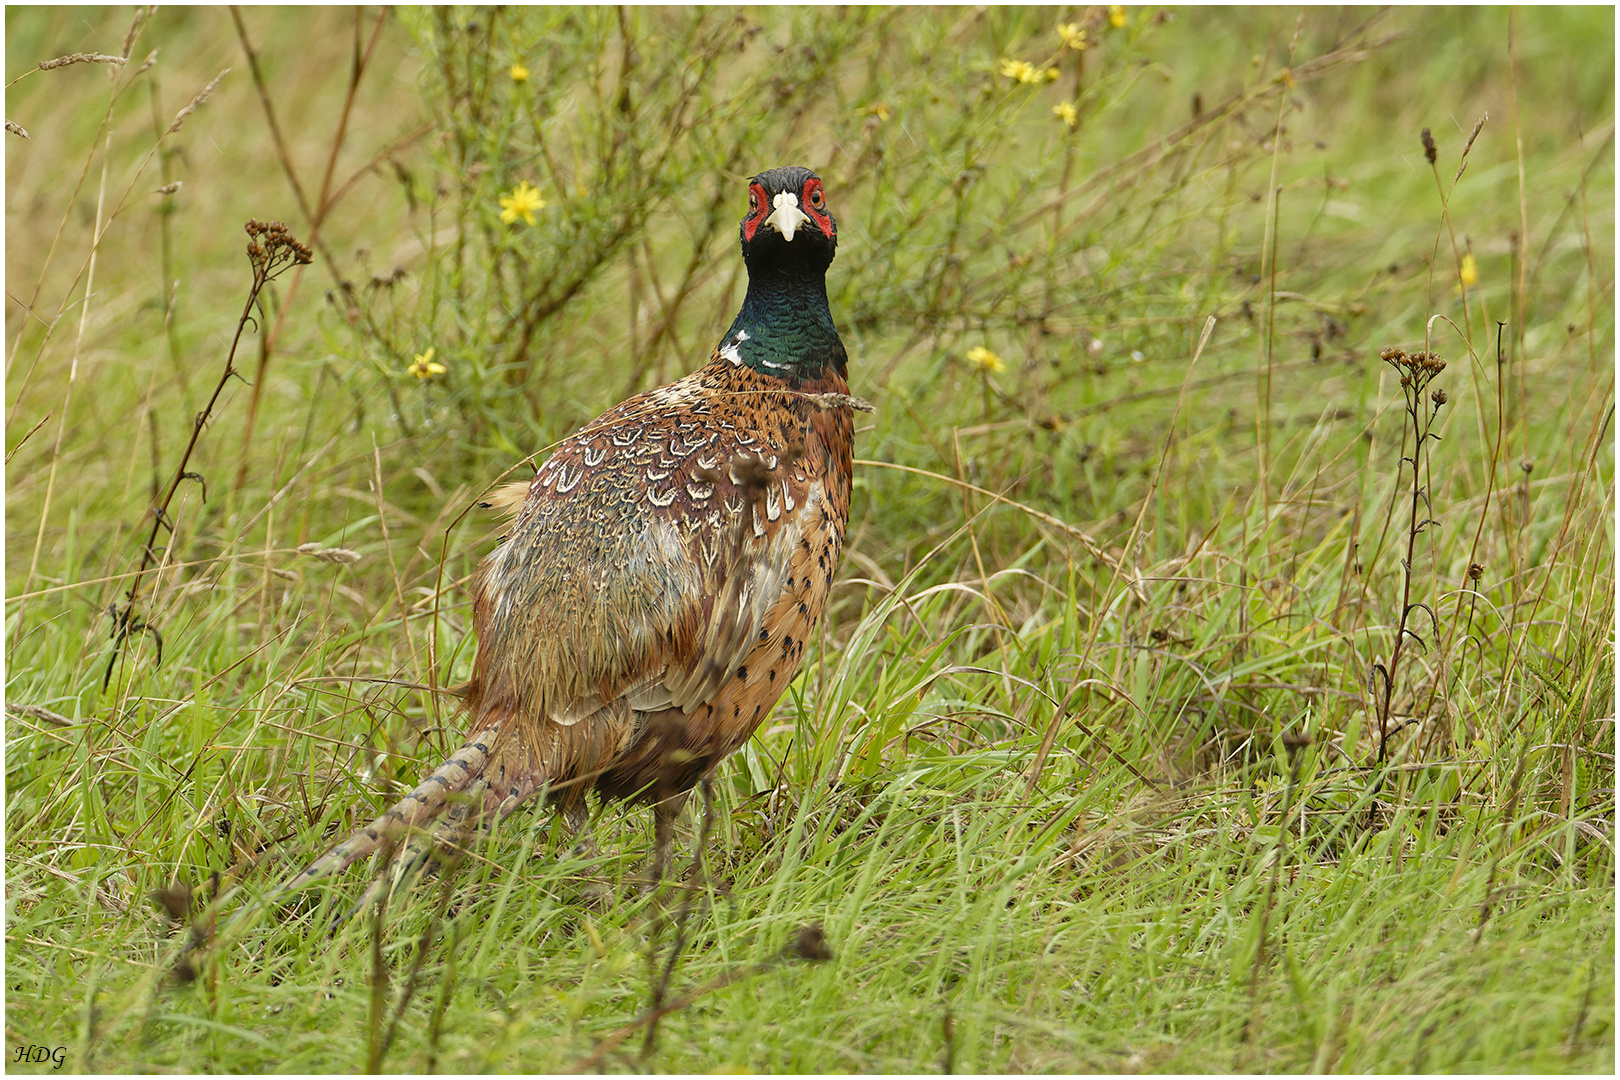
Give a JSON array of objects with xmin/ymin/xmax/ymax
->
[{"xmin": 279, "ymin": 166, "xmax": 856, "ymax": 906}]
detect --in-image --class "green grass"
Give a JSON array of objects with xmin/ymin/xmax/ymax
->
[{"xmin": 6, "ymin": 5, "xmax": 1613, "ymax": 1073}]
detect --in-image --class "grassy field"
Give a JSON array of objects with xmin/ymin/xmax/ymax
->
[{"xmin": 5, "ymin": 5, "xmax": 1614, "ymax": 1072}]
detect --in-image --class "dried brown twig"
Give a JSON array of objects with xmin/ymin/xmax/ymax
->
[
  {"xmin": 102, "ymin": 221, "xmax": 312, "ymax": 690},
  {"xmin": 1367, "ymin": 347, "xmax": 1447, "ymax": 801}
]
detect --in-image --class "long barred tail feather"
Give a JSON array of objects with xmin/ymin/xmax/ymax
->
[
  {"xmin": 345, "ymin": 787, "xmax": 481, "ymax": 922},
  {"xmin": 262, "ymin": 721, "xmax": 505, "ymax": 911},
  {"xmin": 343, "ymin": 768, "xmax": 553, "ymax": 921}
]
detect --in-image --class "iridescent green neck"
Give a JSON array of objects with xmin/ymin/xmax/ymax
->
[{"xmin": 717, "ymin": 268, "xmax": 846, "ymax": 383}]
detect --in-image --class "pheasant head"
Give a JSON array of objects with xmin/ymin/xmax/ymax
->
[
  {"xmin": 741, "ymin": 165, "xmax": 837, "ymax": 268},
  {"xmin": 722, "ymin": 166, "xmax": 845, "ymax": 383}
]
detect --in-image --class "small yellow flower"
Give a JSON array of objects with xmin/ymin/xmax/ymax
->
[
  {"xmin": 966, "ymin": 346, "xmax": 1006, "ymax": 374},
  {"xmin": 1000, "ymin": 58, "xmax": 1039, "ymax": 84},
  {"xmin": 1277, "ymin": 67, "xmax": 1296, "ymax": 89},
  {"xmin": 1109, "ymin": 5, "xmax": 1128, "ymax": 28},
  {"xmin": 1044, "ymin": 66, "xmax": 1060, "ymax": 82},
  {"xmin": 1053, "ymin": 101, "xmax": 1078, "ymax": 128},
  {"xmin": 1458, "ymin": 253, "xmax": 1479, "ymax": 287},
  {"xmin": 407, "ymin": 347, "xmax": 446, "ymax": 380},
  {"xmin": 866, "ymin": 102, "xmax": 892, "ymax": 122},
  {"xmin": 498, "ymin": 181, "xmax": 547, "ymax": 226},
  {"xmin": 510, "ymin": 62, "xmax": 529, "ymax": 83},
  {"xmin": 1057, "ymin": 22, "xmax": 1089, "ymax": 50}
]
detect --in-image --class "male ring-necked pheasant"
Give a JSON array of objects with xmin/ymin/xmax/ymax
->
[{"xmin": 282, "ymin": 166, "xmax": 855, "ymax": 907}]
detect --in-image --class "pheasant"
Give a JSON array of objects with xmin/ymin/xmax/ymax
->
[{"xmin": 280, "ymin": 166, "xmax": 857, "ymax": 909}]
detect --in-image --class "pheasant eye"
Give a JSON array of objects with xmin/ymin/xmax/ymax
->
[{"xmin": 808, "ymin": 186, "xmax": 824, "ymax": 209}]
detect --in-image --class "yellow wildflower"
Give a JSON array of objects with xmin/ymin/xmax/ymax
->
[
  {"xmin": 407, "ymin": 347, "xmax": 446, "ymax": 380},
  {"xmin": 1053, "ymin": 101, "xmax": 1078, "ymax": 128},
  {"xmin": 1458, "ymin": 253, "xmax": 1479, "ymax": 287},
  {"xmin": 1109, "ymin": 5, "xmax": 1128, "ymax": 28},
  {"xmin": 510, "ymin": 61, "xmax": 529, "ymax": 83},
  {"xmin": 966, "ymin": 346, "xmax": 1006, "ymax": 374},
  {"xmin": 1057, "ymin": 22, "xmax": 1089, "ymax": 50},
  {"xmin": 1044, "ymin": 66, "xmax": 1060, "ymax": 81},
  {"xmin": 866, "ymin": 102, "xmax": 892, "ymax": 122},
  {"xmin": 498, "ymin": 181, "xmax": 547, "ymax": 226},
  {"xmin": 1000, "ymin": 58, "xmax": 1039, "ymax": 84}
]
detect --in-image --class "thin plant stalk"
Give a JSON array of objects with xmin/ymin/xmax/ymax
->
[
  {"xmin": 1369, "ymin": 347, "xmax": 1447, "ymax": 786},
  {"xmin": 102, "ymin": 221, "xmax": 313, "ymax": 689}
]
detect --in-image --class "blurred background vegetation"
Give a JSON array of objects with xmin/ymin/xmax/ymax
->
[{"xmin": 6, "ymin": 6, "xmax": 1613, "ymax": 1072}]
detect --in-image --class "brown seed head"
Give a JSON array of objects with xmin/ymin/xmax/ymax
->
[
  {"xmin": 1431, "ymin": 387, "xmax": 1447, "ymax": 407},
  {"xmin": 168, "ymin": 68, "xmax": 229, "ymax": 135},
  {"xmin": 150, "ymin": 880, "xmax": 192, "ymax": 923},
  {"xmin": 1421, "ymin": 127, "xmax": 1437, "ymax": 165},
  {"xmin": 1467, "ymin": 562, "xmax": 1485, "ymax": 582},
  {"xmin": 245, "ymin": 219, "xmax": 314, "ymax": 275},
  {"xmin": 791, "ymin": 923, "xmax": 833, "ymax": 961},
  {"xmin": 1382, "ymin": 346, "xmax": 1446, "ymax": 390},
  {"xmin": 38, "ymin": 52, "xmax": 127, "ymax": 71}
]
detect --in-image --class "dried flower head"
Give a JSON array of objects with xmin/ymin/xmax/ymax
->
[
  {"xmin": 1421, "ymin": 127, "xmax": 1437, "ymax": 165},
  {"xmin": 244, "ymin": 219, "xmax": 314, "ymax": 280},
  {"xmin": 1430, "ymin": 387, "xmax": 1447, "ymax": 408},
  {"xmin": 1382, "ymin": 348, "xmax": 1446, "ymax": 375},
  {"xmin": 1379, "ymin": 347, "xmax": 1447, "ymax": 402},
  {"xmin": 1467, "ymin": 562, "xmax": 1485, "ymax": 582}
]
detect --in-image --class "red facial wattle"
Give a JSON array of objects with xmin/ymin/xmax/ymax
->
[
  {"xmin": 801, "ymin": 178, "xmax": 833, "ymax": 238},
  {"xmin": 742, "ymin": 181, "xmax": 769, "ymax": 242}
]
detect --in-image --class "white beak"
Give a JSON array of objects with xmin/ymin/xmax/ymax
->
[{"xmin": 763, "ymin": 191, "xmax": 811, "ymax": 242}]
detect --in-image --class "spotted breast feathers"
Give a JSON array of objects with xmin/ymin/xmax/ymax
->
[{"xmin": 472, "ymin": 358, "xmax": 855, "ymax": 735}]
